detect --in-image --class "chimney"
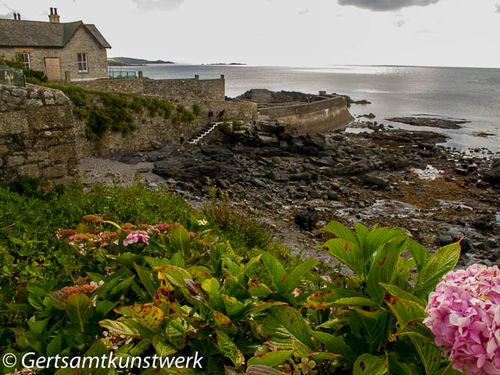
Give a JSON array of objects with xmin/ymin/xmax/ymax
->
[{"xmin": 49, "ymin": 7, "xmax": 60, "ymax": 23}]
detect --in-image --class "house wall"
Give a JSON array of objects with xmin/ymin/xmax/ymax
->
[
  {"xmin": 0, "ymin": 84, "xmax": 78, "ymax": 183},
  {"xmin": 0, "ymin": 27, "xmax": 108, "ymax": 81}
]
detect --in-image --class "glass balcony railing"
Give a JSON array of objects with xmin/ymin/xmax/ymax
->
[{"xmin": 0, "ymin": 66, "xmax": 26, "ymax": 87}]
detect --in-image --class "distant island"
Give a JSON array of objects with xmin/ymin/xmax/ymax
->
[
  {"xmin": 108, "ymin": 57, "xmax": 175, "ymax": 66},
  {"xmin": 204, "ymin": 63, "xmax": 247, "ymax": 66}
]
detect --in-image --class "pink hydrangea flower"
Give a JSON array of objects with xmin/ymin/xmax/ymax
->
[
  {"xmin": 423, "ymin": 264, "xmax": 499, "ymax": 375},
  {"xmin": 123, "ymin": 230, "xmax": 150, "ymax": 246}
]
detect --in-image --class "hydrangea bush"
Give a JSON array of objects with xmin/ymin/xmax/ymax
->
[{"xmin": 424, "ymin": 264, "xmax": 500, "ymax": 375}]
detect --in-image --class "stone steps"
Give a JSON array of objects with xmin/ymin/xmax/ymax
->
[{"xmin": 188, "ymin": 122, "xmax": 222, "ymax": 145}]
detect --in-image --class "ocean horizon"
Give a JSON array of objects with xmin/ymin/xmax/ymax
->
[{"xmin": 110, "ymin": 64, "xmax": 500, "ymax": 152}]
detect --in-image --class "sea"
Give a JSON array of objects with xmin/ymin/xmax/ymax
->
[{"xmin": 110, "ymin": 64, "xmax": 500, "ymax": 152}]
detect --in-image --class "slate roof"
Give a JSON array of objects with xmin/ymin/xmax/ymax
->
[{"xmin": 0, "ymin": 19, "xmax": 111, "ymax": 48}]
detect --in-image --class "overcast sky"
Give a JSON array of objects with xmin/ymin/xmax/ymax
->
[{"xmin": 1, "ymin": 0, "xmax": 499, "ymax": 68}]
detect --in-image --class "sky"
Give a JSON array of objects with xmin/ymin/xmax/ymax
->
[{"xmin": 1, "ymin": 0, "xmax": 500, "ymax": 68}]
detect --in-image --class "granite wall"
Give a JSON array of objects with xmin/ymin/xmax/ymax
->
[
  {"xmin": 0, "ymin": 84, "xmax": 78, "ymax": 183},
  {"xmin": 71, "ymin": 75, "xmax": 225, "ymax": 105},
  {"xmin": 258, "ymin": 96, "xmax": 353, "ymax": 134}
]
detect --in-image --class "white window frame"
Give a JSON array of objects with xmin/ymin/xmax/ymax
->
[
  {"xmin": 77, "ymin": 53, "xmax": 89, "ymax": 73},
  {"xmin": 17, "ymin": 52, "xmax": 31, "ymax": 69}
]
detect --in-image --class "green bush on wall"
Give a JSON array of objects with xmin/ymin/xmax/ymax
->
[{"xmin": 43, "ymin": 83, "xmax": 199, "ymax": 139}]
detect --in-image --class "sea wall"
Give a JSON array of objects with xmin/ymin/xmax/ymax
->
[
  {"xmin": 258, "ymin": 96, "xmax": 353, "ymax": 134},
  {"xmin": 76, "ymin": 99, "xmax": 257, "ymax": 157},
  {"xmin": 71, "ymin": 76, "xmax": 225, "ymax": 104},
  {"xmin": 0, "ymin": 84, "xmax": 78, "ymax": 183}
]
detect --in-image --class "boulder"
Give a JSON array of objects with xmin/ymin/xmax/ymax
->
[{"xmin": 294, "ymin": 207, "xmax": 319, "ymax": 231}]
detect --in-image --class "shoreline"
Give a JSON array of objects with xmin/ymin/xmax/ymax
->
[{"xmin": 78, "ymin": 119, "xmax": 499, "ymax": 269}]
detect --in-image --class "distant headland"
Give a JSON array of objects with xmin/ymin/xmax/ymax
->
[{"xmin": 107, "ymin": 57, "xmax": 175, "ymax": 66}]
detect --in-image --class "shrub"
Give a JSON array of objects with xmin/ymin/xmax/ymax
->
[
  {"xmin": 41, "ymin": 84, "xmax": 194, "ymax": 139},
  {"xmin": 309, "ymin": 221, "xmax": 463, "ymax": 374}
]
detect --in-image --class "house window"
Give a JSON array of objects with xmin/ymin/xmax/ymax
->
[
  {"xmin": 77, "ymin": 53, "xmax": 89, "ymax": 72},
  {"xmin": 16, "ymin": 52, "xmax": 31, "ymax": 69}
]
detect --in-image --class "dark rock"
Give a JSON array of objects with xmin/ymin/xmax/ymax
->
[
  {"xmin": 120, "ymin": 153, "xmax": 145, "ymax": 164},
  {"xmin": 257, "ymin": 134, "xmax": 280, "ymax": 147},
  {"xmin": 473, "ymin": 215, "xmax": 495, "ymax": 231},
  {"xmin": 294, "ymin": 207, "xmax": 319, "ymax": 231},
  {"xmin": 482, "ymin": 158, "xmax": 500, "ymax": 185},
  {"xmin": 362, "ymin": 174, "xmax": 389, "ymax": 189},
  {"xmin": 260, "ymin": 122, "xmax": 285, "ymax": 135},
  {"xmin": 387, "ymin": 117, "xmax": 469, "ymax": 129}
]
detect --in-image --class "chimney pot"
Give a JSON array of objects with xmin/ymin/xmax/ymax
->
[{"xmin": 48, "ymin": 8, "xmax": 60, "ymax": 23}]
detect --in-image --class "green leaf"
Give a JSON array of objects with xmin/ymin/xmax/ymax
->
[
  {"xmin": 260, "ymin": 252, "xmax": 286, "ymax": 291},
  {"xmin": 312, "ymin": 331, "xmax": 357, "ymax": 363},
  {"xmin": 114, "ymin": 304, "xmax": 164, "ymax": 329},
  {"xmin": 152, "ymin": 335, "xmax": 178, "ymax": 356},
  {"xmin": 157, "ymin": 264, "xmax": 192, "ymax": 288},
  {"xmin": 380, "ymin": 283, "xmax": 425, "ymax": 306},
  {"xmin": 46, "ymin": 333, "xmax": 63, "ymax": 357},
  {"xmin": 349, "ymin": 310, "xmax": 389, "ymax": 350},
  {"xmin": 385, "ymin": 298, "xmax": 426, "ymax": 329},
  {"xmin": 416, "ymin": 242, "xmax": 460, "ymax": 299},
  {"xmin": 262, "ymin": 306, "xmax": 315, "ymax": 350},
  {"xmin": 248, "ymin": 279, "xmax": 273, "ymax": 298},
  {"xmin": 282, "ymin": 259, "xmax": 318, "ymax": 294},
  {"xmin": 330, "ymin": 297, "xmax": 379, "ymax": 307},
  {"xmin": 323, "ymin": 221, "xmax": 358, "ymax": 244},
  {"xmin": 65, "ymin": 293, "xmax": 92, "ymax": 333},
  {"xmin": 366, "ymin": 237, "xmax": 407, "ymax": 304},
  {"xmin": 169, "ymin": 224, "xmax": 191, "ymax": 256},
  {"xmin": 323, "ymin": 238, "xmax": 364, "ymax": 275},
  {"xmin": 247, "ymin": 350, "xmax": 294, "ymax": 367},
  {"xmin": 406, "ymin": 239, "xmax": 429, "ymax": 272},
  {"xmin": 216, "ymin": 330, "xmax": 245, "ymax": 368},
  {"xmin": 411, "ymin": 335, "xmax": 445, "ymax": 375},
  {"xmin": 134, "ymin": 263, "xmax": 157, "ymax": 297},
  {"xmin": 99, "ymin": 319, "xmax": 141, "ymax": 338},
  {"xmin": 353, "ymin": 353, "xmax": 388, "ymax": 375},
  {"xmin": 363, "ymin": 227, "xmax": 406, "ymax": 262}
]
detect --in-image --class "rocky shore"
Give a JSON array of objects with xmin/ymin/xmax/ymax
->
[
  {"xmin": 77, "ymin": 84, "xmax": 499, "ymax": 267},
  {"xmin": 79, "ymin": 118, "xmax": 499, "ymax": 268}
]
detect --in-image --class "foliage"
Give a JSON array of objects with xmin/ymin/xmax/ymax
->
[
  {"xmin": 43, "ymin": 84, "xmax": 198, "ymax": 139},
  {"xmin": 0, "ymin": 55, "xmax": 48, "ymax": 84},
  {"xmin": 312, "ymin": 221, "xmax": 462, "ymax": 374},
  {"xmin": 0, "ymin": 181, "xmax": 465, "ymax": 374},
  {"xmin": 424, "ymin": 264, "xmax": 499, "ymax": 375}
]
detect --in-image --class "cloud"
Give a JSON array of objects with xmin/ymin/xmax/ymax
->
[
  {"xmin": 496, "ymin": 4, "xmax": 500, "ymax": 14},
  {"xmin": 298, "ymin": 8, "xmax": 310, "ymax": 16},
  {"xmin": 396, "ymin": 20, "xmax": 405, "ymax": 27},
  {"xmin": 132, "ymin": 0, "xmax": 184, "ymax": 11},
  {"xmin": 0, "ymin": 1, "xmax": 15, "ymax": 19},
  {"xmin": 338, "ymin": 0, "xmax": 440, "ymax": 12}
]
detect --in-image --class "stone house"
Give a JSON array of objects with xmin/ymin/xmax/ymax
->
[{"xmin": 0, "ymin": 8, "xmax": 111, "ymax": 82}]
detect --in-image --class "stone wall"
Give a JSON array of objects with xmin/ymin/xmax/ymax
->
[
  {"xmin": 71, "ymin": 77, "xmax": 144, "ymax": 95},
  {"xmin": 76, "ymin": 99, "xmax": 257, "ymax": 157},
  {"xmin": 143, "ymin": 77, "xmax": 225, "ymax": 104},
  {"xmin": 258, "ymin": 96, "xmax": 353, "ymax": 134},
  {"xmin": 0, "ymin": 27, "xmax": 108, "ymax": 81},
  {"xmin": 71, "ymin": 76, "xmax": 225, "ymax": 105},
  {"xmin": 0, "ymin": 84, "xmax": 78, "ymax": 183}
]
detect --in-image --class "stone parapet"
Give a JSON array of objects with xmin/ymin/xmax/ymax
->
[{"xmin": 0, "ymin": 84, "xmax": 78, "ymax": 183}]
